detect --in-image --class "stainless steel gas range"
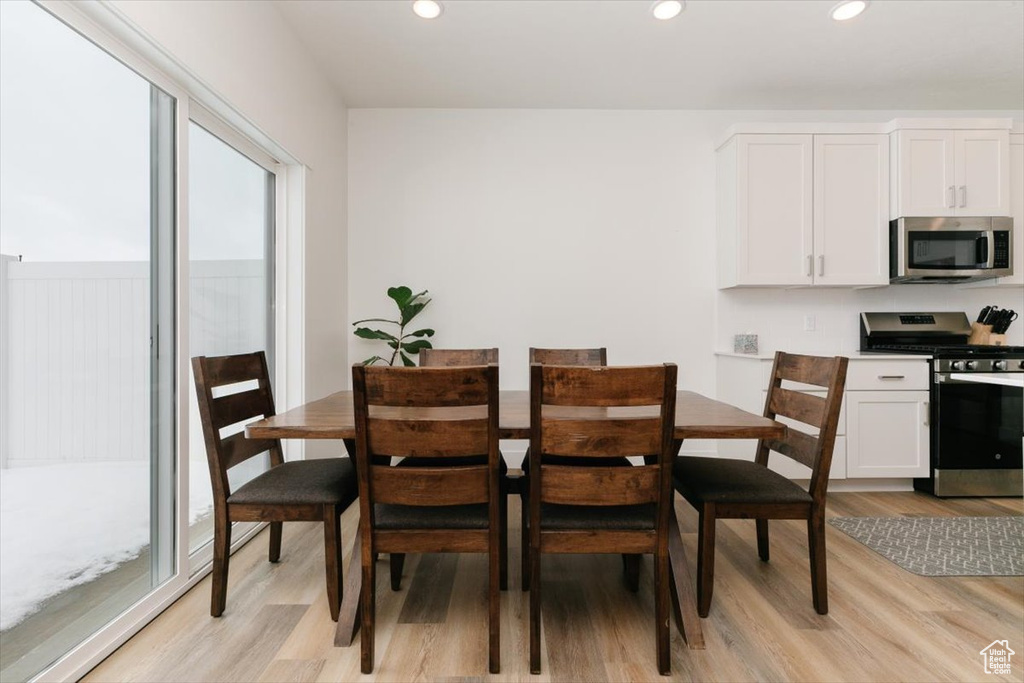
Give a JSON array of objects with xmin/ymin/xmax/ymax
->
[{"xmin": 860, "ymin": 312, "xmax": 1023, "ymax": 497}]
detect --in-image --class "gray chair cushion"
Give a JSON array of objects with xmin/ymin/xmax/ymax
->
[
  {"xmin": 673, "ymin": 456, "xmax": 813, "ymax": 505},
  {"xmin": 228, "ymin": 458, "xmax": 358, "ymax": 508},
  {"xmin": 374, "ymin": 503, "xmax": 490, "ymax": 530}
]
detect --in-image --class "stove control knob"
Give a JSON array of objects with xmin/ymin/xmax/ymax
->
[
  {"xmin": 951, "ymin": 360, "xmax": 966, "ymax": 371},
  {"xmin": 964, "ymin": 361, "xmax": 978, "ymax": 371},
  {"xmin": 993, "ymin": 360, "xmax": 1007, "ymax": 371}
]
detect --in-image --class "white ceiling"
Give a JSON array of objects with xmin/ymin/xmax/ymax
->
[{"xmin": 274, "ymin": 0, "xmax": 1024, "ymax": 110}]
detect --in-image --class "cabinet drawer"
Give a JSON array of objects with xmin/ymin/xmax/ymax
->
[{"xmin": 847, "ymin": 359, "xmax": 929, "ymax": 391}]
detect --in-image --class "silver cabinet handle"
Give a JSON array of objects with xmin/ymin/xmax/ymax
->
[
  {"xmin": 959, "ymin": 185, "xmax": 966, "ymax": 208},
  {"xmin": 948, "ymin": 185, "xmax": 955, "ymax": 208},
  {"xmin": 923, "ymin": 401, "xmax": 929, "ymax": 426},
  {"xmin": 878, "ymin": 375, "xmax": 906, "ymax": 380},
  {"xmin": 806, "ymin": 255, "xmax": 812, "ymax": 277},
  {"xmin": 818, "ymin": 255, "xmax": 825, "ymax": 276}
]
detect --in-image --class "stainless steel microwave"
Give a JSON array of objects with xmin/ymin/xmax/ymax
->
[{"xmin": 890, "ymin": 217, "xmax": 1013, "ymax": 283}]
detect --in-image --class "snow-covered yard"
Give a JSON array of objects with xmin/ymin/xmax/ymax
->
[{"xmin": 0, "ymin": 461, "xmax": 213, "ymax": 630}]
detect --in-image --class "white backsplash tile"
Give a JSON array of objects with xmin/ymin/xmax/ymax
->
[{"xmin": 718, "ymin": 285, "xmax": 1024, "ymax": 355}]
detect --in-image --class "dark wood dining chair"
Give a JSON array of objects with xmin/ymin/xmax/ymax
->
[
  {"xmin": 527, "ymin": 363, "xmax": 678, "ymax": 675},
  {"xmin": 673, "ymin": 351, "xmax": 848, "ymax": 617},
  {"xmin": 389, "ymin": 347, "xmax": 508, "ymax": 591},
  {"xmin": 352, "ymin": 363, "xmax": 502, "ymax": 674},
  {"xmin": 192, "ymin": 352, "xmax": 358, "ymax": 621},
  {"xmin": 522, "ymin": 347, "xmax": 640, "ymax": 591}
]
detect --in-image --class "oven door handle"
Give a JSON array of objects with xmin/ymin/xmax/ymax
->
[
  {"xmin": 936, "ymin": 372, "xmax": 1020, "ymax": 386},
  {"xmin": 937, "ymin": 374, "xmax": 974, "ymax": 385}
]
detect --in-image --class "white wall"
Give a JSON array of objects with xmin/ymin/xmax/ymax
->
[
  {"xmin": 348, "ymin": 109, "xmax": 1023, "ymax": 454},
  {"xmin": 108, "ymin": 0, "xmax": 349, "ymax": 457}
]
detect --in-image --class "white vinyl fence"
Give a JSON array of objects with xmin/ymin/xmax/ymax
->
[{"xmin": 0, "ymin": 257, "xmax": 266, "ymax": 469}]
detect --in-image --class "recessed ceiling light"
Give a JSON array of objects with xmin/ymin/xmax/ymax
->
[
  {"xmin": 830, "ymin": 0, "xmax": 868, "ymax": 21},
  {"xmin": 652, "ymin": 1, "xmax": 684, "ymax": 21},
  {"xmin": 412, "ymin": 0, "xmax": 443, "ymax": 20}
]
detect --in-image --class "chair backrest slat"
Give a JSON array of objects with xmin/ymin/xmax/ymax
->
[
  {"xmin": 530, "ymin": 347, "xmax": 606, "ymax": 366},
  {"xmin": 540, "ymin": 417, "xmax": 662, "ymax": 458},
  {"xmin": 540, "ymin": 464, "xmax": 660, "ymax": 506},
  {"xmin": 210, "ymin": 388, "xmax": 270, "ymax": 430},
  {"xmin": 220, "ymin": 432, "xmax": 276, "ymax": 471},
  {"xmin": 200, "ymin": 353, "xmax": 266, "ymax": 387},
  {"xmin": 758, "ymin": 352, "xmax": 848, "ymax": 502},
  {"xmin": 775, "ymin": 353, "xmax": 839, "ymax": 388},
  {"xmin": 768, "ymin": 388, "xmax": 827, "ymax": 430},
  {"xmin": 540, "ymin": 365, "xmax": 666, "ymax": 407},
  {"xmin": 192, "ymin": 352, "xmax": 282, "ymax": 500},
  {"xmin": 371, "ymin": 465, "xmax": 489, "ymax": 506},
  {"xmin": 353, "ymin": 363, "xmax": 500, "ymax": 516},
  {"xmin": 364, "ymin": 366, "xmax": 491, "ymax": 407},
  {"xmin": 420, "ymin": 348, "xmax": 498, "ymax": 367},
  {"xmin": 764, "ymin": 432, "xmax": 817, "ymax": 470},
  {"xmin": 367, "ymin": 417, "xmax": 489, "ymax": 457}
]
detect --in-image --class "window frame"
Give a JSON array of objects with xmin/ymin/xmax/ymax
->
[{"xmin": 21, "ymin": 3, "xmax": 306, "ymax": 681}]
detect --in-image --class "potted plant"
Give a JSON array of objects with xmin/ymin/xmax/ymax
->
[{"xmin": 352, "ymin": 286, "xmax": 434, "ymax": 366}]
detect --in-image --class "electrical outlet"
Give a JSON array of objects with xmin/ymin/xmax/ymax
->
[{"xmin": 804, "ymin": 315, "xmax": 816, "ymax": 332}]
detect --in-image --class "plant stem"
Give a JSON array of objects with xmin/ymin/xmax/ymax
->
[{"xmin": 389, "ymin": 321, "xmax": 404, "ymax": 366}]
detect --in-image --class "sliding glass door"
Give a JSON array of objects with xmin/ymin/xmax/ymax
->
[
  {"xmin": 0, "ymin": 2, "xmax": 175, "ymax": 681},
  {"xmin": 187, "ymin": 121, "xmax": 276, "ymax": 556}
]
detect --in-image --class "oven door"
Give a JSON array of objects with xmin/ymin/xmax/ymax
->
[{"xmin": 931, "ymin": 372, "xmax": 1023, "ymax": 495}]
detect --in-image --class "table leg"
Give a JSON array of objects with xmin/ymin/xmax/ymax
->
[
  {"xmin": 335, "ymin": 437, "xmax": 362, "ymax": 647},
  {"xmin": 668, "ymin": 506, "xmax": 704, "ymax": 649},
  {"xmin": 667, "ymin": 437, "xmax": 705, "ymax": 650},
  {"xmin": 334, "ymin": 528, "xmax": 363, "ymax": 647}
]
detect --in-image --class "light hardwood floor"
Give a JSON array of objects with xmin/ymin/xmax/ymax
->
[{"xmin": 84, "ymin": 492, "xmax": 1023, "ymax": 682}]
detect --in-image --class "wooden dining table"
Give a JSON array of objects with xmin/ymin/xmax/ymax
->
[{"xmin": 246, "ymin": 389, "xmax": 785, "ymax": 651}]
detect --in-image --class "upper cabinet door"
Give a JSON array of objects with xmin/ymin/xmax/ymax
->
[
  {"xmin": 955, "ymin": 130, "xmax": 1011, "ymax": 216},
  {"xmin": 896, "ymin": 130, "xmax": 956, "ymax": 217},
  {"xmin": 735, "ymin": 135, "xmax": 813, "ymax": 286},
  {"xmin": 1003, "ymin": 134, "xmax": 1023, "ymax": 286},
  {"xmin": 813, "ymin": 135, "xmax": 890, "ymax": 286}
]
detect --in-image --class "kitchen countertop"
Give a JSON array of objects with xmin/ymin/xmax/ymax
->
[{"xmin": 715, "ymin": 350, "xmax": 927, "ymax": 361}]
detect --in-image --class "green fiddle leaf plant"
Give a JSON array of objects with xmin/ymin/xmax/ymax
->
[{"xmin": 352, "ymin": 286, "xmax": 434, "ymax": 366}]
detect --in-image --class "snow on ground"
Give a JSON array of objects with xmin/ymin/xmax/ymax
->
[{"xmin": 0, "ymin": 460, "xmax": 213, "ymax": 630}]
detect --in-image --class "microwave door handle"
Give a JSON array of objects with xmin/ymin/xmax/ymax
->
[{"xmin": 978, "ymin": 231, "xmax": 994, "ymax": 268}]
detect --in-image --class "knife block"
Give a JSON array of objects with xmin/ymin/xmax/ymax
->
[
  {"xmin": 967, "ymin": 322, "xmax": 992, "ymax": 345},
  {"xmin": 989, "ymin": 333, "xmax": 1007, "ymax": 346}
]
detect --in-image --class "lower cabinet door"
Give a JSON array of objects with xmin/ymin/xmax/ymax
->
[{"xmin": 846, "ymin": 391, "xmax": 930, "ymax": 478}]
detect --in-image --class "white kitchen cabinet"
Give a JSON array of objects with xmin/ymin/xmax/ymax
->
[
  {"xmin": 718, "ymin": 135, "xmax": 813, "ymax": 287},
  {"xmin": 845, "ymin": 391, "xmax": 930, "ymax": 478},
  {"xmin": 1003, "ymin": 134, "xmax": 1024, "ymax": 286},
  {"xmin": 718, "ymin": 134, "xmax": 888, "ymax": 288},
  {"xmin": 893, "ymin": 129, "xmax": 1010, "ymax": 218},
  {"xmin": 813, "ymin": 135, "xmax": 890, "ymax": 286}
]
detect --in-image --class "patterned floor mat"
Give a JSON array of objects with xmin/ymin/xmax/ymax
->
[{"xmin": 828, "ymin": 516, "xmax": 1024, "ymax": 576}]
